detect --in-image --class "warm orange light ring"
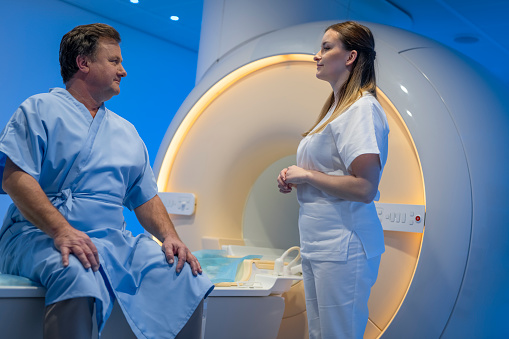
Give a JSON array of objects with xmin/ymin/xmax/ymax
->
[{"xmin": 156, "ymin": 54, "xmax": 315, "ymax": 191}]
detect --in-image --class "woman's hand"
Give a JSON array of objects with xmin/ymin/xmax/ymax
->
[
  {"xmin": 277, "ymin": 167, "xmax": 292, "ymax": 193},
  {"xmin": 277, "ymin": 165, "xmax": 309, "ymax": 193},
  {"xmin": 285, "ymin": 165, "xmax": 311, "ymax": 184}
]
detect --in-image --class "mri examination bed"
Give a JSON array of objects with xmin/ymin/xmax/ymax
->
[
  {"xmin": 154, "ymin": 21, "xmax": 509, "ymax": 339},
  {"xmin": 0, "ymin": 21, "xmax": 507, "ymax": 339}
]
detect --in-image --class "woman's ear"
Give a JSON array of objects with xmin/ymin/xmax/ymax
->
[{"xmin": 346, "ymin": 50, "xmax": 358, "ymax": 66}]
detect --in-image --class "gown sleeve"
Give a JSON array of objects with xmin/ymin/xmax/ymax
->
[
  {"xmin": 0, "ymin": 97, "xmax": 47, "ymax": 193},
  {"xmin": 123, "ymin": 141, "xmax": 158, "ymax": 211},
  {"xmin": 330, "ymin": 98, "xmax": 386, "ymax": 173}
]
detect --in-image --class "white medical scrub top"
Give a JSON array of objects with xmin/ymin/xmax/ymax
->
[{"xmin": 296, "ymin": 93, "xmax": 389, "ymax": 261}]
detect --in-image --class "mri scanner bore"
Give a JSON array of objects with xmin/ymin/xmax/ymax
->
[
  {"xmin": 155, "ymin": 21, "xmax": 508, "ymax": 339},
  {"xmin": 156, "ymin": 55, "xmax": 424, "ymax": 338}
]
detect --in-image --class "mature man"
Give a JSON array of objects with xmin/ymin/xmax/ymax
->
[{"xmin": 0, "ymin": 23, "xmax": 213, "ymax": 339}]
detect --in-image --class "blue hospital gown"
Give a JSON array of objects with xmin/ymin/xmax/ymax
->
[{"xmin": 0, "ymin": 88, "xmax": 214, "ymax": 338}]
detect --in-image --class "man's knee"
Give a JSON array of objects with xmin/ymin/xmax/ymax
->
[{"xmin": 44, "ymin": 257, "xmax": 96, "ymax": 291}]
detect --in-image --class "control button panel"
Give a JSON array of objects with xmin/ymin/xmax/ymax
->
[
  {"xmin": 374, "ymin": 202, "xmax": 425, "ymax": 233},
  {"xmin": 159, "ymin": 192, "xmax": 196, "ymax": 216}
]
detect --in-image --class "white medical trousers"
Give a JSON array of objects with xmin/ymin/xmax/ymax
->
[{"xmin": 302, "ymin": 232, "xmax": 381, "ymax": 339}]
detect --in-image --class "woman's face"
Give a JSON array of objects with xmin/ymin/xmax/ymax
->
[{"xmin": 314, "ymin": 30, "xmax": 355, "ymax": 88}]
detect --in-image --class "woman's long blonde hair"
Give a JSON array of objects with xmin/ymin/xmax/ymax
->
[{"xmin": 304, "ymin": 21, "xmax": 377, "ymax": 136}]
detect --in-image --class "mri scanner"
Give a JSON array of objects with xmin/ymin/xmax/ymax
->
[
  {"xmin": 0, "ymin": 20, "xmax": 508, "ymax": 339},
  {"xmin": 154, "ymin": 21, "xmax": 509, "ymax": 338}
]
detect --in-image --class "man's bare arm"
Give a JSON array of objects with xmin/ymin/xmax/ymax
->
[
  {"xmin": 135, "ymin": 195, "xmax": 202, "ymax": 275},
  {"xmin": 2, "ymin": 157, "xmax": 100, "ymax": 271}
]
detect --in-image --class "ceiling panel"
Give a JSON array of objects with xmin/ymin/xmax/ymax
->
[
  {"xmin": 58, "ymin": 0, "xmax": 203, "ymax": 51},
  {"xmin": 391, "ymin": 0, "xmax": 509, "ymax": 85},
  {"xmin": 444, "ymin": 0, "xmax": 509, "ymax": 51},
  {"xmin": 58, "ymin": 0, "xmax": 509, "ymax": 85}
]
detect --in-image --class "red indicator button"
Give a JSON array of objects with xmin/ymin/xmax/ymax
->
[{"xmin": 415, "ymin": 216, "xmax": 421, "ymax": 222}]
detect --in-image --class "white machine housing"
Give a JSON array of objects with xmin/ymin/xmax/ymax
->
[{"xmin": 154, "ymin": 21, "xmax": 509, "ymax": 338}]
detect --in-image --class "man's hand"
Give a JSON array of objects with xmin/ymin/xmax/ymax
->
[
  {"xmin": 161, "ymin": 236, "xmax": 202, "ymax": 276},
  {"xmin": 53, "ymin": 226, "xmax": 100, "ymax": 272},
  {"xmin": 135, "ymin": 195, "xmax": 204, "ymax": 276}
]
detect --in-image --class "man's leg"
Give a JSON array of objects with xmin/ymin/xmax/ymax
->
[
  {"xmin": 44, "ymin": 297, "xmax": 95, "ymax": 339},
  {"xmin": 175, "ymin": 299, "xmax": 204, "ymax": 339}
]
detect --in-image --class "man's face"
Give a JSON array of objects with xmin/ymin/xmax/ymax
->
[{"xmin": 86, "ymin": 38, "xmax": 127, "ymax": 102}]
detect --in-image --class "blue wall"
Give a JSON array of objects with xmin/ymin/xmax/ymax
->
[{"xmin": 0, "ymin": 0, "xmax": 198, "ymax": 235}]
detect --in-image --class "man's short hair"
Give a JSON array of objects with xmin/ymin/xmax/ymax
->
[{"xmin": 59, "ymin": 23, "xmax": 121, "ymax": 83}]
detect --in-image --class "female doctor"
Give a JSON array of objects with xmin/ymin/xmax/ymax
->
[{"xmin": 277, "ymin": 21, "xmax": 389, "ymax": 338}]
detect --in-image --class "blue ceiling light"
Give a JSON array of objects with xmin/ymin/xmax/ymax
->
[
  {"xmin": 130, "ymin": 0, "xmax": 139, "ymax": 3},
  {"xmin": 170, "ymin": 16, "xmax": 179, "ymax": 21}
]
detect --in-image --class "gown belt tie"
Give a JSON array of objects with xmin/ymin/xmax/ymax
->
[
  {"xmin": 47, "ymin": 190, "xmax": 124, "ymax": 213},
  {"xmin": 51, "ymin": 188, "xmax": 74, "ymax": 212}
]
